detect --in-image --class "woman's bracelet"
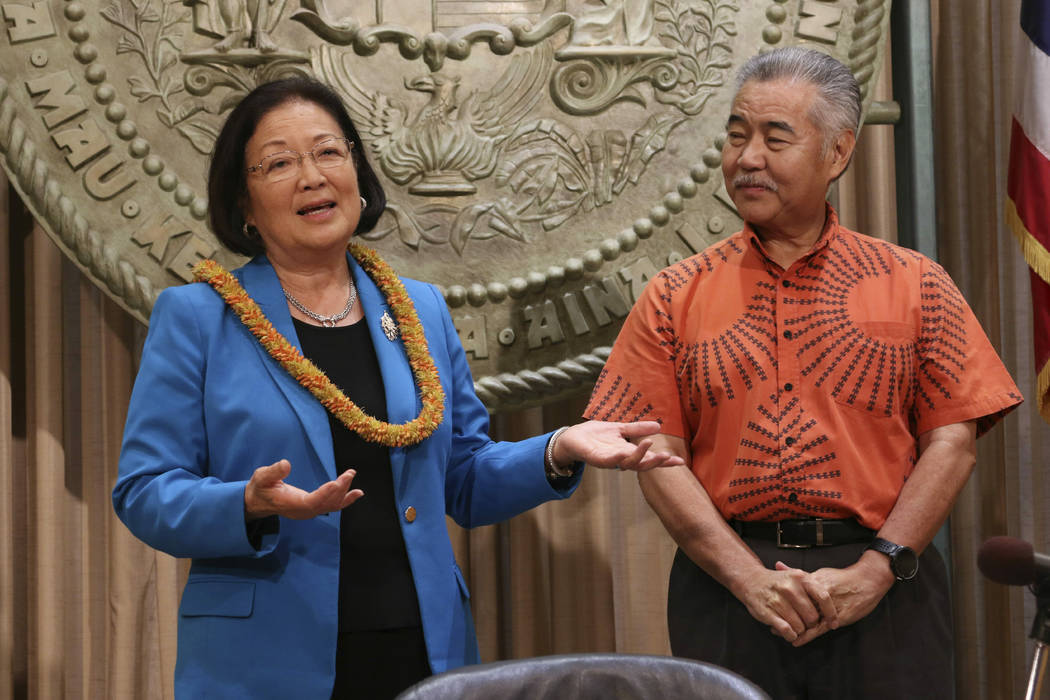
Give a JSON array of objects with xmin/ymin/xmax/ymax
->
[{"xmin": 544, "ymin": 426, "xmax": 576, "ymax": 479}]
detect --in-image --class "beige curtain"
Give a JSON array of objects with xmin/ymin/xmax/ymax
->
[
  {"xmin": 931, "ymin": 1, "xmax": 1050, "ymax": 697},
  {"xmin": 3, "ymin": 8, "xmax": 1049, "ymax": 697},
  {"xmin": 1, "ymin": 194, "xmax": 186, "ymax": 699}
]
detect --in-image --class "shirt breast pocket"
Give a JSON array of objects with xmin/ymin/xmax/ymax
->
[
  {"xmin": 825, "ymin": 320, "xmax": 916, "ymax": 418},
  {"xmin": 856, "ymin": 321, "xmax": 914, "ymax": 343}
]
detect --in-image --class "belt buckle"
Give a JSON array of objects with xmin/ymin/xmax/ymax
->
[{"xmin": 776, "ymin": 521, "xmax": 813, "ymax": 549}]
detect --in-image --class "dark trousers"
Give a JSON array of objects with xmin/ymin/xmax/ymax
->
[{"xmin": 668, "ymin": 540, "xmax": 953, "ymax": 700}]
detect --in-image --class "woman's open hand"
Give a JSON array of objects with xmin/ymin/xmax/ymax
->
[
  {"xmin": 552, "ymin": 421, "xmax": 686, "ymax": 471},
  {"xmin": 244, "ymin": 459, "xmax": 363, "ymax": 520}
]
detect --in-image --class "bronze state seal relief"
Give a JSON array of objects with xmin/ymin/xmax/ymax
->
[{"xmin": 0, "ymin": 0, "xmax": 889, "ymax": 409}]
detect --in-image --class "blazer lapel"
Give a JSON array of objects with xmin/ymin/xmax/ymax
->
[
  {"xmin": 237, "ymin": 258, "xmax": 337, "ymax": 481},
  {"xmin": 351, "ymin": 253, "xmax": 417, "ymax": 482}
]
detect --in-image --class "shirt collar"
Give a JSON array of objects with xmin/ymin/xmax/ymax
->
[{"xmin": 744, "ymin": 204, "xmax": 841, "ymax": 266}]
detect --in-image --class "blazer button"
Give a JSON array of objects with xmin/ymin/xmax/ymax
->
[{"xmin": 404, "ymin": 506, "xmax": 417, "ymax": 523}]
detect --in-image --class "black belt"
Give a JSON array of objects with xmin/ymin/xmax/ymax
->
[{"xmin": 730, "ymin": 518, "xmax": 874, "ymax": 548}]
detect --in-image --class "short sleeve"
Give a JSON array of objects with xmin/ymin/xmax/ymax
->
[
  {"xmin": 584, "ymin": 271, "xmax": 690, "ymax": 438},
  {"xmin": 912, "ymin": 261, "xmax": 1023, "ymax": 436}
]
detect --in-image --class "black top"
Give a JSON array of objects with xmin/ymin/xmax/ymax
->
[{"xmin": 294, "ymin": 318, "xmax": 422, "ymax": 632}]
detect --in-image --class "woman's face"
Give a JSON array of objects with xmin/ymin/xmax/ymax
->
[{"xmin": 241, "ymin": 100, "xmax": 362, "ymax": 264}]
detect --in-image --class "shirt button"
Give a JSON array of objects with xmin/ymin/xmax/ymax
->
[
  {"xmin": 783, "ymin": 330, "xmax": 793, "ymax": 340},
  {"xmin": 785, "ymin": 437, "xmax": 796, "ymax": 446},
  {"xmin": 784, "ymin": 383, "xmax": 794, "ymax": 392},
  {"xmin": 788, "ymin": 492, "xmax": 798, "ymax": 503},
  {"xmin": 404, "ymin": 506, "xmax": 417, "ymax": 523}
]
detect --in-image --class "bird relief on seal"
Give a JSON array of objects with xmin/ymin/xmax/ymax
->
[{"xmin": 300, "ymin": 0, "xmax": 740, "ymax": 255}]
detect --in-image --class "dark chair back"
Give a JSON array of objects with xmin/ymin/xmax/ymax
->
[{"xmin": 396, "ymin": 653, "xmax": 770, "ymax": 699}]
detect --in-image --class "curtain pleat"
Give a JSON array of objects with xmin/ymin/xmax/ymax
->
[
  {"xmin": 1, "ymin": 173, "xmax": 20, "ymax": 700},
  {"xmin": 26, "ymin": 223, "xmax": 66, "ymax": 699}
]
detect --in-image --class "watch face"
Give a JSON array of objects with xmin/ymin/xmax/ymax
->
[{"xmin": 893, "ymin": 547, "xmax": 919, "ymax": 581}]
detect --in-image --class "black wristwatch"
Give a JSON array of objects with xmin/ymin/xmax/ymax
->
[{"xmin": 867, "ymin": 537, "xmax": 919, "ymax": 581}]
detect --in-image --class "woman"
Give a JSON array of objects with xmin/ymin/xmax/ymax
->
[{"xmin": 112, "ymin": 77, "xmax": 681, "ymax": 699}]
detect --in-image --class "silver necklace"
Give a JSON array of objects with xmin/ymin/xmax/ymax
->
[{"xmin": 283, "ymin": 278, "xmax": 357, "ymax": 327}]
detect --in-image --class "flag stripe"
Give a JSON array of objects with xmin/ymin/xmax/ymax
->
[
  {"xmin": 1014, "ymin": 39, "xmax": 1050, "ymax": 159},
  {"xmin": 1006, "ymin": 199, "xmax": 1050, "ymax": 285},
  {"xmin": 1022, "ymin": 0, "xmax": 1050, "ymax": 56},
  {"xmin": 1007, "ymin": 119, "xmax": 1050, "ymax": 259},
  {"xmin": 1011, "ymin": 0, "xmax": 1050, "ymax": 424}
]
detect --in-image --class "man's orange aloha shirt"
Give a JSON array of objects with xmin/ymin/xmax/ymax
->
[{"xmin": 585, "ymin": 208, "xmax": 1022, "ymax": 530}]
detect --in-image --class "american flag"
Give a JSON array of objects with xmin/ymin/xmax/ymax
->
[{"xmin": 1006, "ymin": 0, "xmax": 1050, "ymax": 423}]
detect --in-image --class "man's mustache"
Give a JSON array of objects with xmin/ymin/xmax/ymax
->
[{"xmin": 732, "ymin": 174, "xmax": 778, "ymax": 192}]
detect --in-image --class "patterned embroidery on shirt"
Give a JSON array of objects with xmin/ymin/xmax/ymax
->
[
  {"xmin": 914, "ymin": 263, "xmax": 969, "ymax": 414},
  {"xmin": 728, "ymin": 395, "xmax": 842, "ymax": 520},
  {"xmin": 656, "ymin": 233, "xmax": 937, "ymax": 415},
  {"xmin": 654, "ymin": 305, "xmax": 682, "ymax": 361},
  {"xmin": 658, "ymin": 256, "xmax": 706, "ymax": 301},
  {"xmin": 586, "ymin": 257, "xmax": 708, "ymax": 423},
  {"xmin": 588, "ymin": 368, "xmax": 655, "ymax": 422},
  {"xmin": 675, "ymin": 277, "xmax": 778, "ymax": 409},
  {"xmin": 697, "ymin": 238, "xmax": 745, "ymax": 274},
  {"xmin": 788, "ymin": 235, "xmax": 927, "ymax": 416}
]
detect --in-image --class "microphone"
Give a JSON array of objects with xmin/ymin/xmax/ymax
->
[
  {"xmin": 978, "ymin": 536, "xmax": 1050, "ymax": 586},
  {"xmin": 981, "ymin": 538, "xmax": 1050, "ymax": 699}
]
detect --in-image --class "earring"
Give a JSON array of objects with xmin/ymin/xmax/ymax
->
[
  {"xmin": 242, "ymin": 222, "xmax": 256, "ymax": 238},
  {"xmin": 360, "ymin": 196, "xmax": 367, "ymax": 209}
]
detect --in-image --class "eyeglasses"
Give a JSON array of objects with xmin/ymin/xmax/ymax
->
[{"xmin": 246, "ymin": 137, "xmax": 354, "ymax": 183}]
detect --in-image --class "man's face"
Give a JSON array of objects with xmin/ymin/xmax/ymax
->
[{"xmin": 721, "ymin": 78, "xmax": 853, "ymax": 239}]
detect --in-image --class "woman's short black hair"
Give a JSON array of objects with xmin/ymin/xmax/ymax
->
[{"xmin": 207, "ymin": 77, "xmax": 387, "ymax": 257}]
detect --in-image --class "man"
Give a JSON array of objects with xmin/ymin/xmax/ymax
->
[{"xmin": 585, "ymin": 47, "xmax": 1022, "ymax": 698}]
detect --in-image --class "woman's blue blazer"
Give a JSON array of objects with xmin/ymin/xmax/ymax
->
[{"xmin": 112, "ymin": 253, "xmax": 581, "ymax": 698}]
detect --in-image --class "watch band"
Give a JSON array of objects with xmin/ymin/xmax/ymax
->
[
  {"xmin": 867, "ymin": 537, "xmax": 919, "ymax": 581},
  {"xmin": 868, "ymin": 537, "xmax": 901, "ymax": 557}
]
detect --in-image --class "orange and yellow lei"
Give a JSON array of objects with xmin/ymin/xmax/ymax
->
[{"xmin": 192, "ymin": 243, "xmax": 445, "ymax": 447}]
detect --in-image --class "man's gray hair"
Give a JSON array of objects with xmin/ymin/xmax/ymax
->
[{"xmin": 735, "ymin": 47, "xmax": 861, "ymax": 150}]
